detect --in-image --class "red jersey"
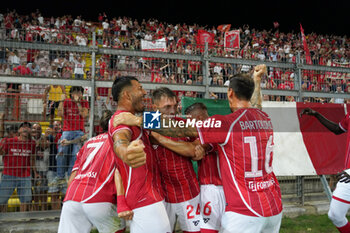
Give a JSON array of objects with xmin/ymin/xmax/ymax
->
[
  {"xmin": 197, "ymin": 108, "xmax": 283, "ymax": 217},
  {"xmin": 64, "ymin": 133, "xmax": 117, "ymax": 203},
  {"xmin": 2, "ymin": 137, "xmax": 36, "ymax": 177},
  {"xmin": 62, "ymin": 98, "xmax": 89, "ymax": 131},
  {"xmin": 198, "ymin": 146, "xmax": 222, "ymax": 186},
  {"xmin": 154, "ymin": 136, "xmax": 200, "ymax": 203},
  {"xmin": 108, "ymin": 110, "xmax": 163, "ymax": 209}
]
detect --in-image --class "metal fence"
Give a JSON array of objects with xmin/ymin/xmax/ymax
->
[{"xmin": 0, "ymin": 33, "xmax": 349, "ymax": 213}]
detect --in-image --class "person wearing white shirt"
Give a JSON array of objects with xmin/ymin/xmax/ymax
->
[{"xmin": 72, "ymin": 56, "xmax": 85, "ymax": 79}]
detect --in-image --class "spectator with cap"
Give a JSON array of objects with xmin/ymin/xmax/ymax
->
[
  {"xmin": 0, "ymin": 121, "xmax": 37, "ymax": 212},
  {"xmin": 50, "ymin": 86, "xmax": 89, "ymax": 186}
]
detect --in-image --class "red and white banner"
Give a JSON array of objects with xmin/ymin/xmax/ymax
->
[
  {"xmin": 327, "ymin": 61, "xmax": 350, "ymax": 79},
  {"xmin": 196, "ymin": 29, "xmax": 215, "ymax": 47},
  {"xmin": 224, "ymin": 30, "xmax": 240, "ymax": 51},
  {"xmin": 141, "ymin": 37, "xmax": 167, "ymax": 52},
  {"xmin": 262, "ymin": 101, "xmax": 348, "ymax": 176}
]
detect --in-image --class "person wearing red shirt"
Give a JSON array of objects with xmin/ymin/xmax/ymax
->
[
  {"xmin": 58, "ymin": 110, "xmax": 126, "ymax": 233},
  {"xmin": 13, "ymin": 61, "xmax": 33, "ymax": 76},
  {"xmin": 52, "ymin": 86, "xmax": 89, "ymax": 186},
  {"xmin": 185, "ymin": 103, "xmax": 225, "ymax": 233},
  {"xmin": 148, "ymin": 87, "xmax": 204, "ymax": 233},
  {"xmin": 0, "ymin": 122, "xmax": 38, "ymax": 212},
  {"xmin": 108, "ymin": 76, "xmax": 171, "ymax": 233}
]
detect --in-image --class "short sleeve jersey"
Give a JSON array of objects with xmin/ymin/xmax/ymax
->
[{"xmin": 197, "ymin": 108, "xmax": 283, "ymax": 217}]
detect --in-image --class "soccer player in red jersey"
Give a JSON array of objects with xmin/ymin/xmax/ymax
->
[
  {"xmin": 147, "ymin": 87, "xmax": 203, "ymax": 233},
  {"xmin": 301, "ymin": 108, "xmax": 350, "ymax": 233},
  {"xmin": 108, "ymin": 76, "xmax": 171, "ymax": 233},
  {"xmin": 113, "ymin": 65, "xmax": 283, "ymax": 233},
  {"xmin": 58, "ymin": 110, "xmax": 125, "ymax": 233},
  {"xmin": 185, "ymin": 103, "xmax": 224, "ymax": 233}
]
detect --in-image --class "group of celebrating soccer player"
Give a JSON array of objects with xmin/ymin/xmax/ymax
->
[{"xmin": 58, "ymin": 64, "xmax": 350, "ymax": 233}]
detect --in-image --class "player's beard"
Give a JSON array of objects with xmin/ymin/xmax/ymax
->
[{"xmin": 131, "ymin": 94, "xmax": 145, "ymax": 113}]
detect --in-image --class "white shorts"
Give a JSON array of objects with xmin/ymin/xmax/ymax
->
[
  {"xmin": 333, "ymin": 181, "xmax": 350, "ymax": 202},
  {"xmin": 200, "ymin": 185, "xmax": 225, "ymax": 232},
  {"xmin": 58, "ymin": 201, "xmax": 125, "ymax": 233},
  {"xmin": 220, "ymin": 211, "xmax": 282, "ymax": 233},
  {"xmin": 130, "ymin": 201, "xmax": 171, "ymax": 233},
  {"xmin": 165, "ymin": 195, "xmax": 201, "ymax": 232}
]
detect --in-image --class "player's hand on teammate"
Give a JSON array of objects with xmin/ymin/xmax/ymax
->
[
  {"xmin": 193, "ymin": 145, "xmax": 205, "ymax": 161},
  {"xmin": 300, "ymin": 108, "xmax": 318, "ymax": 117},
  {"xmin": 118, "ymin": 210, "xmax": 134, "ymax": 220},
  {"xmin": 253, "ymin": 64, "xmax": 267, "ymax": 81},
  {"xmin": 113, "ymin": 112, "xmax": 142, "ymax": 127},
  {"xmin": 125, "ymin": 139, "xmax": 147, "ymax": 168},
  {"xmin": 337, "ymin": 170, "xmax": 350, "ymax": 183}
]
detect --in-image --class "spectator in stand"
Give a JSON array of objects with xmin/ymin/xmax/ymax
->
[
  {"xmin": 331, "ymin": 86, "xmax": 345, "ymax": 104},
  {"xmin": 73, "ymin": 16, "xmax": 82, "ymax": 32},
  {"xmin": 46, "ymin": 120, "xmax": 64, "ymax": 210},
  {"xmin": 0, "ymin": 122, "xmax": 38, "ymax": 212},
  {"xmin": 26, "ymin": 62, "xmax": 40, "ymax": 76},
  {"xmin": 72, "ymin": 55, "xmax": 85, "ymax": 79},
  {"xmin": 31, "ymin": 123, "xmax": 50, "ymax": 211},
  {"xmin": 95, "ymin": 71, "xmax": 112, "ymax": 118},
  {"xmin": 75, "ymin": 33, "xmax": 88, "ymax": 46},
  {"xmin": 7, "ymin": 50, "xmax": 20, "ymax": 69},
  {"xmin": 0, "ymin": 48, "xmax": 7, "ymax": 64},
  {"xmin": 51, "ymin": 86, "xmax": 89, "ymax": 186},
  {"xmin": 62, "ymin": 65, "xmax": 73, "ymax": 79},
  {"xmin": 43, "ymin": 83, "xmax": 66, "ymax": 126},
  {"xmin": 13, "ymin": 61, "xmax": 32, "ymax": 76},
  {"xmin": 210, "ymin": 74, "xmax": 219, "ymax": 86},
  {"xmin": 4, "ymin": 82, "xmax": 21, "ymax": 120}
]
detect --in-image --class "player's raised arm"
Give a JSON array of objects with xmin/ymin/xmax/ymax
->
[
  {"xmin": 250, "ymin": 64, "xmax": 266, "ymax": 110},
  {"xmin": 114, "ymin": 169, "xmax": 133, "ymax": 220},
  {"xmin": 112, "ymin": 129, "xmax": 147, "ymax": 168},
  {"xmin": 300, "ymin": 108, "xmax": 344, "ymax": 135}
]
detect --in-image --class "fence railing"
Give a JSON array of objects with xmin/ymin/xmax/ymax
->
[{"xmin": 0, "ymin": 34, "xmax": 349, "ymax": 213}]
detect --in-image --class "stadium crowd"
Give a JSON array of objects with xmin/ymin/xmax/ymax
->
[{"xmin": 0, "ymin": 9, "xmax": 349, "ymax": 96}]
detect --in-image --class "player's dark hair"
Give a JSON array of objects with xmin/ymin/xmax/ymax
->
[
  {"xmin": 152, "ymin": 87, "xmax": 177, "ymax": 103},
  {"xmin": 112, "ymin": 76, "xmax": 138, "ymax": 102},
  {"xmin": 184, "ymin": 102, "xmax": 207, "ymax": 115},
  {"xmin": 70, "ymin": 86, "xmax": 84, "ymax": 95},
  {"xmin": 229, "ymin": 73, "xmax": 254, "ymax": 101},
  {"xmin": 99, "ymin": 110, "xmax": 113, "ymax": 132}
]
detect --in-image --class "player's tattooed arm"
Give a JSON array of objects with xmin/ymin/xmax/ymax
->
[
  {"xmin": 114, "ymin": 168, "xmax": 133, "ymax": 220},
  {"xmin": 112, "ymin": 129, "xmax": 146, "ymax": 168},
  {"xmin": 250, "ymin": 64, "xmax": 266, "ymax": 110},
  {"xmin": 300, "ymin": 108, "xmax": 344, "ymax": 135}
]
